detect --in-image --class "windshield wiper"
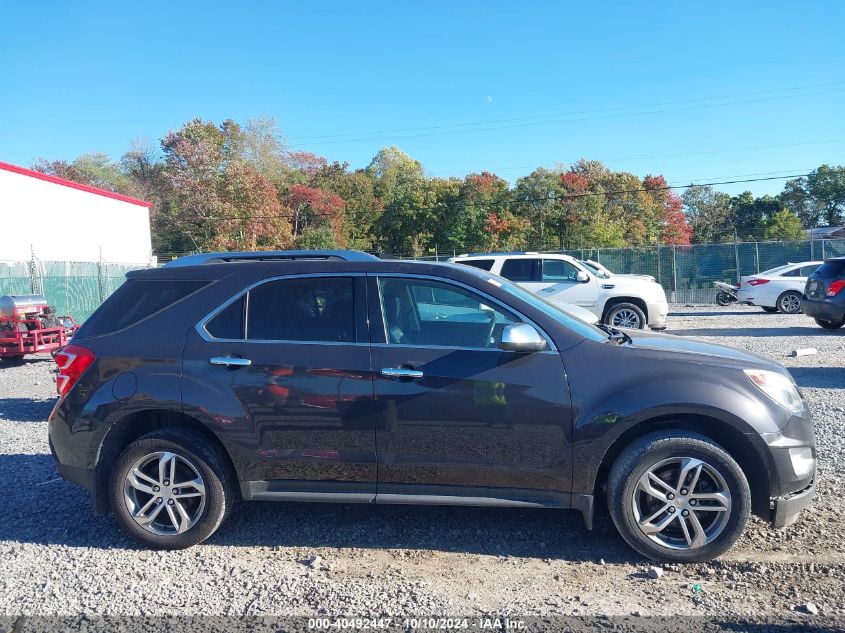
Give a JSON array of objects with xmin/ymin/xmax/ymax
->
[{"xmin": 596, "ymin": 323, "xmax": 633, "ymax": 344}]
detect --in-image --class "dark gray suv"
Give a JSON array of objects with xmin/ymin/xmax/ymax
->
[{"xmin": 48, "ymin": 250, "xmax": 815, "ymax": 561}]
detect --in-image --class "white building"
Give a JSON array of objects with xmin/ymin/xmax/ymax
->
[{"xmin": 0, "ymin": 161, "xmax": 153, "ymax": 264}]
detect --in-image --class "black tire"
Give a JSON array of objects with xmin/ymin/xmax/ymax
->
[
  {"xmin": 0, "ymin": 354, "xmax": 26, "ymax": 364},
  {"xmin": 715, "ymin": 292, "xmax": 735, "ymax": 306},
  {"xmin": 761, "ymin": 306, "xmax": 779, "ymax": 313},
  {"xmin": 776, "ymin": 290, "xmax": 802, "ymax": 314},
  {"xmin": 109, "ymin": 428, "xmax": 236, "ymax": 549},
  {"xmin": 815, "ymin": 317, "xmax": 845, "ymax": 330},
  {"xmin": 604, "ymin": 302, "xmax": 647, "ymax": 329},
  {"xmin": 607, "ymin": 431, "xmax": 751, "ymax": 562}
]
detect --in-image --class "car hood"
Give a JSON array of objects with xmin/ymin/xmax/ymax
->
[{"xmin": 622, "ymin": 328, "xmax": 783, "ymax": 370}]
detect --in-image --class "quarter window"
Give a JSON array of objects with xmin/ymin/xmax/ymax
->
[
  {"xmin": 378, "ymin": 277, "xmax": 518, "ymax": 349},
  {"xmin": 459, "ymin": 259, "xmax": 495, "ymax": 271}
]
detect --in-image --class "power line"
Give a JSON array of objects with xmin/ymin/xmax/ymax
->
[
  {"xmin": 160, "ymin": 169, "xmax": 842, "ymax": 224},
  {"xmin": 288, "ymin": 85, "xmax": 845, "ymax": 147},
  {"xmin": 288, "ymin": 81, "xmax": 845, "ymax": 142}
]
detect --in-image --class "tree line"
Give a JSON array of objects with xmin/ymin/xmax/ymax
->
[{"xmin": 33, "ymin": 118, "xmax": 845, "ymax": 257}]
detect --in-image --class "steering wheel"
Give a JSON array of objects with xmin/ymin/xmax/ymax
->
[{"xmin": 478, "ymin": 308, "xmax": 497, "ymax": 348}]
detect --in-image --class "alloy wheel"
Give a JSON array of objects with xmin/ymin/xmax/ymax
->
[
  {"xmin": 779, "ymin": 293, "xmax": 801, "ymax": 314},
  {"xmin": 631, "ymin": 456, "xmax": 732, "ymax": 550},
  {"xmin": 123, "ymin": 451, "xmax": 206, "ymax": 536},
  {"xmin": 611, "ymin": 309, "xmax": 641, "ymax": 328}
]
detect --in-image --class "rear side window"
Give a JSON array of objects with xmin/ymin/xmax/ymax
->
[
  {"xmin": 207, "ymin": 276, "xmax": 356, "ymax": 343},
  {"xmin": 247, "ymin": 277, "xmax": 355, "ymax": 342},
  {"xmin": 80, "ymin": 279, "xmax": 209, "ymax": 336},
  {"xmin": 459, "ymin": 259, "xmax": 495, "ymax": 271},
  {"xmin": 500, "ymin": 258, "xmax": 539, "ymax": 282},
  {"xmin": 815, "ymin": 261, "xmax": 845, "ymax": 277}
]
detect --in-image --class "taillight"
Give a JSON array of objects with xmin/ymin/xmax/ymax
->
[
  {"xmin": 55, "ymin": 345, "xmax": 95, "ymax": 396},
  {"xmin": 827, "ymin": 280, "xmax": 845, "ymax": 297},
  {"xmin": 747, "ymin": 279, "xmax": 770, "ymax": 286}
]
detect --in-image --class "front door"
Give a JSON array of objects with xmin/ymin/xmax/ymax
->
[
  {"xmin": 182, "ymin": 274, "xmax": 376, "ymax": 500},
  {"xmin": 533, "ymin": 258, "xmax": 598, "ymax": 309},
  {"xmin": 368, "ymin": 275, "xmax": 573, "ymax": 503}
]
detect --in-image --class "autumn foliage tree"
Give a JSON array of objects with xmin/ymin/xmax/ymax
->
[{"xmin": 32, "ymin": 116, "xmax": 840, "ymax": 257}]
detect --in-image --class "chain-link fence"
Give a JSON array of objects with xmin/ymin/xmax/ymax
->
[
  {"xmin": 0, "ymin": 258, "xmax": 152, "ymax": 322},
  {"xmin": 398, "ymin": 239, "xmax": 845, "ymax": 304}
]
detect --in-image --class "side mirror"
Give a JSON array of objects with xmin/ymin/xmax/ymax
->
[
  {"xmin": 499, "ymin": 323, "xmax": 547, "ymax": 352},
  {"xmin": 576, "ymin": 271, "xmax": 590, "ymax": 283}
]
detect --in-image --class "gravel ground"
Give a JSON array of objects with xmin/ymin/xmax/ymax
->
[{"xmin": 1, "ymin": 305, "xmax": 844, "ymax": 625}]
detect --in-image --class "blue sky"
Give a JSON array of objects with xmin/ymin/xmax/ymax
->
[{"xmin": 1, "ymin": 1, "xmax": 843, "ymax": 196}]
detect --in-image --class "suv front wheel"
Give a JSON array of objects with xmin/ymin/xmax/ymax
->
[
  {"xmin": 605, "ymin": 302, "xmax": 647, "ymax": 329},
  {"xmin": 109, "ymin": 428, "xmax": 236, "ymax": 549},
  {"xmin": 607, "ymin": 431, "xmax": 750, "ymax": 562}
]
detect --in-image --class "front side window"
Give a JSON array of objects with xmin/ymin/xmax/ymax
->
[
  {"xmin": 205, "ymin": 276, "xmax": 355, "ymax": 342},
  {"xmin": 500, "ymin": 258, "xmax": 539, "ymax": 282},
  {"xmin": 378, "ymin": 277, "xmax": 518, "ymax": 349},
  {"xmin": 542, "ymin": 259, "xmax": 581, "ymax": 282}
]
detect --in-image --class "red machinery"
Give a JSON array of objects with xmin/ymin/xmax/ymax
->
[{"xmin": 0, "ymin": 294, "xmax": 78, "ymax": 363}]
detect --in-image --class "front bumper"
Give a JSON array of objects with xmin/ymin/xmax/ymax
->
[
  {"xmin": 646, "ymin": 300, "xmax": 668, "ymax": 330},
  {"xmin": 771, "ymin": 480, "xmax": 815, "ymax": 528}
]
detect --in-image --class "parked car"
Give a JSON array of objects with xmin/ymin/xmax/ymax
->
[
  {"xmin": 49, "ymin": 249, "xmax": 815, "ymax": 561},
  {"xmin": 801, "ymin": 256, "xmax": 845, "ymax": 329},
  {"xmin": 737, "ymin": 261, "xmax": 822, "ymax": 314},
  {"xmin": 448, "ymin": 252, "xmax": 668, "ymax": 330}
]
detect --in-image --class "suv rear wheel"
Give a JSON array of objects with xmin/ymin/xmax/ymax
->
[
  {"xmin": 109, "ymin": 428, "xmax": 235, "ymax": 549},
  {"xmin": 605, "ymin": 302, "xmax": 646, "ymax": 329},
  {"xmin": 814, "ymin": 317, "xmax": 844, "ymax": 329},
  {"xmin": 607, "ymin": 431, "xmax": 750, "ymax": 562}
]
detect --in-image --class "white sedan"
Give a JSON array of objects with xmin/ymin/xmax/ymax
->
[{"xmin": 737, "ymin": 261, "xmax": 822, "ymax": 313}]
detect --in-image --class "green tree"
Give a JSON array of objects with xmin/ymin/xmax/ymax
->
[
  {"xmin": 758, "ymin": 208, "xmax": 804, "ymax": 241},
  {"xmin": 682, "ymin": 185, "xmax": 733, "ymax": 243}
]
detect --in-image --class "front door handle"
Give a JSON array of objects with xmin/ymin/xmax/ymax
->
[
  {"xmin": 381, "ymin": 367, "xmax": 423, "ymax": 380},
  {"xmin": 209, "ymin": 356, "xmax": 252, "ymax": 367}
]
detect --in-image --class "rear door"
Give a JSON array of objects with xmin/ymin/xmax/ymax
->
[{"xmin": 182, "ymin": 274, "xmax": 377, "ymax": 500}]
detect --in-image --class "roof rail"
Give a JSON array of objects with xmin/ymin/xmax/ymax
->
[{"xmin": 163, "ymin": 250, "xmax": 380, "ymax": 268}]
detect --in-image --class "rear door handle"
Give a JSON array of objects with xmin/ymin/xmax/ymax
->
[
  {"xmin": 380, "ymin": 368, "xmax": 423, "ymax": 380},
  {"xmin": 209, "ymin": 356, "xmax": 252, "ymax": 367}
]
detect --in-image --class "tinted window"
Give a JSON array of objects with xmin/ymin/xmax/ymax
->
[
  {"xmin": 459, "ymin": 259, "xmax": 495, "ymax": 271},
  {"xmin": 246, "ymin": 277, "xmax": 355, "ymax": 342},
  {"xmin": 206, "ymin": 296, "xmax": 245, "ymax": 339},
  {"xmin": 80, "ymin": 279, "xmax": 208, "ymax": 336},
  {"xmin": 816, "ymin": 260, "xmax": 845, "ymax": 278},
  {"xmin": 780, "ymin": 267, "xmax": 801, "ymax": 277},
  {"xmin": 500, "ymin": 258, "xmax": 539, "ymax": 282},
  {"xmin": 379, "ymin": 277, "xmax": 518, "ymax": 348},
  {"xmin": 542, "ymin": 259, "xmax": 580, "ymax": 282},
  {"xmin": 800, "ymin": 265, "xmax": 821, "ymax": 277}
]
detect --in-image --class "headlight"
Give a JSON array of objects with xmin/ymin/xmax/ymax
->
[{"xmin": 744, "ymin": 369, "xmax": 804, "ymax": 414}]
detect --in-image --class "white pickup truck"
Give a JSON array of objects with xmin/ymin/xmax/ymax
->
[{"xmin": 448, "ymin": 252, "xmax": 668, "ymax": 330}]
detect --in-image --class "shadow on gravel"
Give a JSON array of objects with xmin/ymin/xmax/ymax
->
[
  {"xmin": 668, "ymin": 310, "xmax": 777, "ymax": 318},
  {"xmin": 672, "ymin": 327, "xmax": 839, "ymax": 338},
  {"xmin": 0, "ymin": 452, "xmax": 637, "ymax": 562},
  {"xmin": 0, "ymin": 398, "xmax": 55, "ymax": 422},
  {"xmin": 789, "ymin": 367, "xmax": 845, "ymax": 389}
]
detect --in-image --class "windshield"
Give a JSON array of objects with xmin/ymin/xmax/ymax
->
[
  {"xmin": 457, "ymin": 266, "xmax": 607, "ymax": 342},
  {"xmin": 580, "ymin": 260, "xmax": 611, "ymax": 279}
]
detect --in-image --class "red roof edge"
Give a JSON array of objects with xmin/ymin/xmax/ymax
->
[{"xmin": 0, "ymin": 160, "xmax": 153, "ymax": 208}]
